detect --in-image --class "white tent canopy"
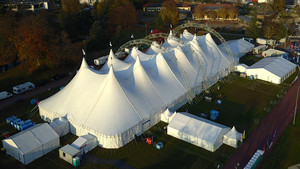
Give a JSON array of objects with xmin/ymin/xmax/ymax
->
[
  {"xmin": 160, "ymin": 109, "xmax": 176, "ymax": 123},
  {"xmin": 167, "ymin": 112, "xmax": 230, "ymax": 152},
  {"xmin": 39, "ymin": 30, "xmax": 234, "ymax": 149},
  {"xmin": 245, "ymin": 57, "xmax": 297, "ymax": 84},
  {"xmin": 2, "ymin": 123, "xmax": 60, "ymax": 165},
  {"xmin": 222, "ymin": 126, "xmax": 242, "ymax": 148},
  {"xmin": 49, "ymin": 117, "xmax": 70, "ymax": 136},
  {"xmin": 219, "ymin": 38, "xmax": 254, "ymax": 58},
  {"xmin": 71, "ymin": 134, "xmax": 97, "ymax": 154}
]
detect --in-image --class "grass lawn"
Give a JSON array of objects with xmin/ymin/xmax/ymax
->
[
  {"xmin": 259, "ymin": 111, "xmax": 300, "ymax": 169},
  {"xmin": 239, "ymin": 54, "xmax": 263, "ymax": 66}
]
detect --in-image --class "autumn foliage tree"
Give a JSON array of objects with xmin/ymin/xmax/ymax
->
[
  {"xmin": 194, "ymin": 5, "xmax": 206, "ymax": 19},
  {"xmin": 109, "ymin": 3, "xmax": 137, "ymax": 28},
  {"xmin": 0, "ymin": 13, "xmax": 17, "ymax": 66},
  {"xmin": 160, "ymin": 0, "xmax": 179, "ymax": 26}
]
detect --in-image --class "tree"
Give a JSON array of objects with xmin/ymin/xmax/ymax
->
[
  {"xmin": 154, "ymin": 14, "xmax": 164, "ymax": 29},
  {"xmin": 13, "ymin": 15, "xmax": 60, "ymax": 72},
  {"xmin": 194, "ymin": 5, "xmax": 206, "ymax": 19},
  {"xmin": 228, "ymin": 7, "xmax": 238, "ymax": 19},
  {"xmin": 216, "ymin": 8, "xmax": 227, "ymax": 20},
  {"xmin": 245, "ymin": 9, "xmax": 260, "ymax": 39},
  {"xmin": 160, "ymin": 0, "xmax": 179, "ymax": 26},
  {"xmin": 94, "ymin": 0, "xmax": 111, "ymax": 20},
  {"xmin": 206, "ymin": 10, "xmax": 217, "ymax": 20},
  {"xmin": 87, "ymin": 21, "xmax": 108, "ymax": 51},
  {"xmin": 262, "ymin": 17, "xmax": 277, "ymax": 39},
  {"xmin": 61, "ymin": 0, "xmax": 80, "ymax": 14},
  {"xmin": 109, "ymin": 3, "xmax": 137, "ymax": 28},
  {"xmin": 270, "ymin": 0, "xmax": 285, "ymax": 15},
  {"xmin": 0, "ymin": 14, "xmax": 17, "ymax": 66}
]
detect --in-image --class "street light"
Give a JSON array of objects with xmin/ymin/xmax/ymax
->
[{"xmin": 294, "ymin": 86, "xmax": 300, "ymax": 125}]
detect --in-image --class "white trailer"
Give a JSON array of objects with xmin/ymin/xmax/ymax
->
[
  {"xmin": 13, "ymin": 82, "xmax": 35, "ymax": 94},
  {"xmin": 94, "ymin": 56, "xmax": 108, "ymax": 66},
  {"xmin": 253, "ymin": 45, "xmax": 267, "ymax": 54},
  {"xmin": 0, "ymin": 91, "xmax": 13, "ymax": 100},
  {"xmin": 256, "ymin": 38, "xmax": 268, "ymax": 45}
]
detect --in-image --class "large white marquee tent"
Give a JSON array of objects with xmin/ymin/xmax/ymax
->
[
  {"xmin": 167, "ymin": 112, "xmax": 230, "ymax": 152},
  {"xmin": 38, "ymin": 30, "xmax": 234, "ymax": 149},
  {"xmin": 2, "ymin": 123, "xmax": 60, "ymax": 165},
  {"xmin": 245, "ymin": 57, "xmax": 297, "ymax": 84}
]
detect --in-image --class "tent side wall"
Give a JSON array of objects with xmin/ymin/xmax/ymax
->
[
  {"xmin": 68, "ymin": 112, "xmax": 162, "ymax": 149},
  {"xmin": 41, "ymin": 137, "xmax": 60, "ymax": 155},
  {"xmin": 2, "ymin": 140, "xmax": 25, "ymax": 164},
  {"xmin": 215, "ymin": 128, "xmax": 231, "ymax": 150}
]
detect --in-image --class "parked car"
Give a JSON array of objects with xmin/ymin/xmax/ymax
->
[{"xmin": 0, "ymin": 91, "xmax": 13, "ymax": 100}]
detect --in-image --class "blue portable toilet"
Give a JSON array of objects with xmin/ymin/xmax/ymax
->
[
  {"xmin": 31, "ymin": 99, "xmax": 38, "ymax": 105},
  {"xmin": 11, "ymin": 118, "xmax": 21, "ymax": 127},
  {"xmin": 7, "ymin": 116, "xmax": 17, "ymax": 125},
  {"xmin": 16, "ymin": 121, "xmax": 25, "ymax": 131},
  {"xmin": 156, "ymin": 142, "xmax": 164, "ymax": 150}
]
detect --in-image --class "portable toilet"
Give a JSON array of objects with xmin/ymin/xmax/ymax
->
[
  {"xmin": 72, "ymin": 157, "xmax": 80, "ymax": 167},
  {"xmin": 156, "ymin": 142, "xmax": 164, "ymax": 149}
]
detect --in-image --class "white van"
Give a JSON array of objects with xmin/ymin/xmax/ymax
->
[
  {"xmin": 0, "ymin": 91, "xmax": 13, "ymax": 100},
  {"xmin": 13, "ymin": 82, "xmax": 35, "ymax": 94}
]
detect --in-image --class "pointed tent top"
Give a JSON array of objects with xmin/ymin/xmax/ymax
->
[
  {"xmin": 109, "ymin": 49, "xmax": 115, "ymax": 60},
  {"xmin": 131, "ymin": 47, "xmax": 138, "ymax": 56},
  {"xmin": 108, "ymin": 64, "xmax": 116, "ymax": 78},
  {"xmin": 134, "ymin": 54, "xmax": 142, "ymax": 68},
  {"xmin": 193, "ymin": 33, "xmax": 197, "ymax": 41},
  {"xmin": 80, "ymin": 57, "xmax": 89, "ymax": 69}
]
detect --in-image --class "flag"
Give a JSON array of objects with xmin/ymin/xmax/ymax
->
[
  {"xmin": 242, "ymin": 130, "xmax": 245, "ymax": 139},
  {"xmin": 170, "ymin": 24, "xmax": 172, "ymax": 28},
  {"xmin": 82, "ymin": 49, "xmax": 86, "ymax": 56},
  {"xmin": 109, "ymin": 41, "xmax": 112, "ymax": 47},
  {"xmin": 131, "ymin": 34, "xmax": 134, "ymax": 39}
]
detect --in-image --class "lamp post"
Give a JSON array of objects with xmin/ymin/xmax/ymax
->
[{"xmin": 294, "ymin": 86, "xmax": 300, "ymax": 125}]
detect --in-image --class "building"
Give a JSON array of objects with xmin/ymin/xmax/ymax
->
[
  {"xmin": 10, "ymin": 1, "xmax": 49, "ymax": 12},
  {"xmin": 59, "ymin": 144, "xmax": 81, "ymax": 164},
  {"xmin": 262, "ymin": 49, "xmax": 285, "ymax": 57},
  {"xmin": 143, "ymin": 3, "xmax": 191, "ymax": 12},
  {"xmin": 245, "ymin": 57, "xmax": 297, "ymax": 84},
  {"xmin": 193, "ymin": 4, "xmax": 237, "ymax": 20},
  {"xmin": 2, "ymin": 123, "xmax": 60, "ymax": 165}
]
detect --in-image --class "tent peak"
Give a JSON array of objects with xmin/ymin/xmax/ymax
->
[{"xmin": 80, "ymin": 57, "xmax": 89, "ymax": 70}]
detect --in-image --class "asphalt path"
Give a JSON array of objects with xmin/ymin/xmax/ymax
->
[
  {"xmin": 225, "ymin": 77, "xmax": 300, "ymax": 169},
  {"xmin": 0, "ymin": 74, "xmax": 73, "ymax": 110}
]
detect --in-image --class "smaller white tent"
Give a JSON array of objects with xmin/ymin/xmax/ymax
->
[
  {"xmin": 71, "ymin": 134, "xmax": 97, "ymax": 154},
  {"xmin": 167, "ymin": 112, "xmax": 230, "ymax": 152},
  {"xmin": 235, "ymin": 64, "xmax": 249, "ymax": 73},
  {"xmin": 219, "ymin": 38, "xmax": 254, "ymax": 58},
  {"xmin": 246, "ymin": 57, "xmax": 297, "ymax": 84},
  {"xmin": 222, "ymin": 126, "xmax": 242, "ymax": 148},
  {"xmin": 49, "ymin": 117, "xmax": 70, "ymax": 137},
  {"xmin": 2, "ymin": 123, "xmax": 60, "ymax": 165},
  {"xmin": 160, "ymin": 109, "xmax": 175, "ymax": 123}
]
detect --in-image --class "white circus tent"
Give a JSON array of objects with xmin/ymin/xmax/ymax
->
[{"xmin": 38, "ymin": 30, "xmax": 234, "ymax": 149}]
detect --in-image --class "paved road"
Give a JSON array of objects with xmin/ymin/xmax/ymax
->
[
  {"xmin": 0, "ymin": 74, "xmax": 73, "ymax": 110},
  {"xmin": 225, "ymin": 78, "xmax": 300, "ymax": 169}
]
